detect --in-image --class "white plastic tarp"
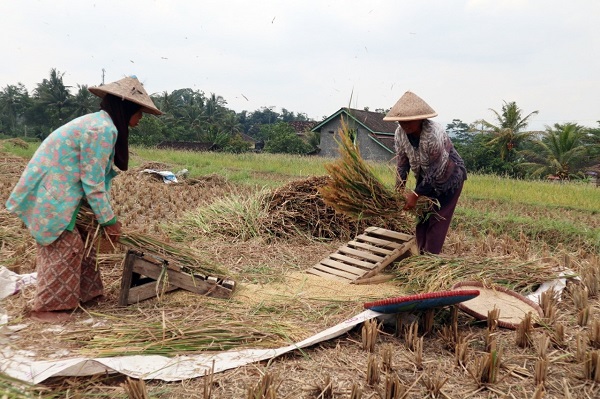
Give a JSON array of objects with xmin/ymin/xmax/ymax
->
[{"xmin": 1, "ymin": 309, "xmax": 379, "ymax": 384}]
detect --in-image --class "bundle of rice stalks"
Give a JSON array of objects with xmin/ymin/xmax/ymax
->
[
  {"xmin": 318, "ymin": 118, "xmax": 434, "ymax": 220},
  {"xmin": 76, "ymin": 206, "xmax": 226, "ymax": 278},
  {"xmin": 165, "ymin": 191, "xmax": 270, "ymax": 242},
  {"xmin": 263, "ymin": 176, "xmax": 414, "ymax": 240},
  {"xmin": 263, "ymin": 175, "xmax": 358, "ymax": 239},
  {"xmin": 122, "ymin": 377, "xmax": 149, "ymax": 399},
  {"xmin": 263, "ymin": 176, "xmax": 350, "ymax": 238},
  {"xmin": 2, "ymin": 138, "xmax": 29, "ymax": 149},
  {"xmin": 391, "ymin": 255, "xmax": 563, "ymax": 294},
  {"xmin": 62, "ymin": 313, "xmax": 290, "ymax": 357}
]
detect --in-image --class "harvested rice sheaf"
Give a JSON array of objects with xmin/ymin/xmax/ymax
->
[
  {"xmin": 391, "ymin": 254, "xmax": 563, "ymax": 294},
  {"xmin": 318, "ymin": 118, "xmax": 435, "ymax": 221},
  {"xmin": 76, "ymin": 206, "xmax": 227, "ymax": 278},
  {"xmin": 262, "ymin": 175, "xmax": 413, "ymax": 240}
]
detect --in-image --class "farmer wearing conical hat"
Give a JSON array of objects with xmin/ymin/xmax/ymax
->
[
  {"xmin": 384, "ymin": 91, "xmax": 466, "ymax": 255},
  {"xmin": 6, "ymin": 75, "xmax": 162, "ymax": 323}
]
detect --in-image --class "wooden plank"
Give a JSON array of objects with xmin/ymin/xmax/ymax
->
[
  {"xmin": 358, "ymin": 241, "xmax": 412, "ymax": 280},
  {"xmin": 313, "ymin": 263, "xmax": 360, "ymax": 280},
  {"xmin": 132, "ymin": 257, "xmax": 233, "ymax": 299},
  {"xmin": 329, "ymin": 253, "xmax": 377, "ymax": 269},
  {"xmin": 118, "ymin": 251, "xmax": 138, "ymax": 306},
  {"xmin": 337, "ymin": 246, "xmax": 385, "ymax": 262},
  {"xmin": 355, "ymin": 234, "xmax": 402, "ymax": 249},
  {"xmin": 127, "ymin": 282, "xmax": 179, "ymax": 304},
  {"xmin": 365, "ymin": 226, "xmax": 414, "ymax": 242},
  {"xmin": 306, "ymin": 268, "xmax": 351, "ymax": 282},
  {"xmin": 347, "ymin": 241, "xmax": 394, "ymax": 255},
  {"xmin": 320, "ymin": 258, "xmax": 366, "ymax": 276}
]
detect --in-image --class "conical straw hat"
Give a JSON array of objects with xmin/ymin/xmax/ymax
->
[
  {"xmin": 383, "ymin": 91, "xmax": 437, "ymax": 121},
  {"xmin": 89, "ymin": 75, "xmax": 163, "ymax": 115}
]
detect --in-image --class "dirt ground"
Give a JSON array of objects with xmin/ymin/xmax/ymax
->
[{"xmin": 1, "ymin": 152, "xmax": 600, "ymax": 399}]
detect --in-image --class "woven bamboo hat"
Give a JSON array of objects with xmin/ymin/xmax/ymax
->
[
  {"xmin": 89, "ymin": 75, "xmax": 163, "ymax": 115},
  {"xmin": 383, "ymin": 91, "xmax": 437, "ymax": 121}
]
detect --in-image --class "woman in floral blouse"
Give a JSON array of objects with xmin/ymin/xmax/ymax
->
[
  {"xmin": 6, "ymin": 76, "xmax": 162, "ymax": 323},
  {"xmin": 384, "ymin": 91, "xmax": 467, "ymax": 255}
]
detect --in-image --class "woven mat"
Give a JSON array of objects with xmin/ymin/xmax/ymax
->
[{"xmin": 452, "ymin": 281, "xmax": 543, "ymax": 329}]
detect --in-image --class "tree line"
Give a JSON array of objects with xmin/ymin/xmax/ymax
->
[
  {"xmin": 448, "ymin": 102, "xmax": 599, "ymax": 180},
  {"xmin": 1, "ymin": 69, "xmax": 599, "ymax": 180},
  {"xmin": 0, "ymin": 69, "xmax": 318, "ymax": 155}
]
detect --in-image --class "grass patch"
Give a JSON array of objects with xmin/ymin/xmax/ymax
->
[
  {"xmin": 454, "ymin": 206, "xmax": 599, "ymax": 252},
  {"xmin": 464, "ymin": 173, "xmax": 600, "ymax": 212}
]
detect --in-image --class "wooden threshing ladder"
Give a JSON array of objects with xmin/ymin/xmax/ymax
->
[
  {"xmin": 306, "ymin": 227, "xmax": 418, "ymax": 283},
  {"xmin": 119, "ymin": 250, "xmax": 235, "ymax": 306}
]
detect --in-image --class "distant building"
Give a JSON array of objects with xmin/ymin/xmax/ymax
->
[
  {"xmin": 586, "ymin": 164, "xmax": 600, "ymax": 186},
  {"xmin": 311, "ymin": 108, "xmax": 397, "ymax": 162}
]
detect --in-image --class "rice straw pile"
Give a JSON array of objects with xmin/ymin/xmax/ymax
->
[
  {"xmin": 391, "ymin": 255, "xmax": 565, "ymax": 294},
  {"xmin": 318, "ymin": 118, "xmax": 434, "ymax": 220},
  {"xmin": 76, "ymin": 206, "xmax": 226, "ymax": 278},
  {"xmin": 61, "ymin": 313, "xmax": 287, "ymax": 357}
]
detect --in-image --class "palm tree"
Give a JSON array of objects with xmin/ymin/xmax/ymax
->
[
  {"xmin": 520, "ymin": 123, "xmax": 587, "ymax": 179},
  {"xmin": 581, "ymin": 123, "xmax": 600, "ymax": 168},
  {"xmin": 179, "ymin": 105, "xmax": 205, "ymax": 141},
  {"xmin": 70, "ymin": 84, "xmax": 97, "ymax": 118},
  {"xmin": 203, "ymin": 93, "xmax": 225, "ymax": 128},
  {"xmin": 34, "ymin": 69, "xmax": 72, "ymax": 128},
  {"xmin": 219, "ymin": 111, "xmax": 242, "ymax": 135},
  {"xmin": 479, "ymin": 101, "xmax": 539, "ymax": 161},
  {"xmin": 156, "ymin": 90, "xmax": 176, "ymax": 115}
]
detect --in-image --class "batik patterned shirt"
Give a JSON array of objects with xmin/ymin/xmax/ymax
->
[
  {"xmin": 394, "ymin": 119, "xmax": 467, "ymax": 199},
  {"xmin": 6, "ymin": 111, "xmax": 118, "ymax": 245}
]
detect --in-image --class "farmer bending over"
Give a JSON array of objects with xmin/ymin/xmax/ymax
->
[
  {"xmin": 5, "ymin": 75, "xmax": 162, "ymax": 323},
  {"xmin": 383, "ymin": 91, "xmax": 467, "ymax": 254}
]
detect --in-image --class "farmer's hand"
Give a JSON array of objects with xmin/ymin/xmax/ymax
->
[
  {"xmin": 103, "ymin": 221, "xmax": 122, "ymax": 244},
  {"xmin": 402, "ymin": 191, "xmax": 419, "ymax": 211}
]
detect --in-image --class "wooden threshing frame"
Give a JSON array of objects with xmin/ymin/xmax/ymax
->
[{"xmin": 306, "ymin": 227, "xmax": 418, "ymax": 283}]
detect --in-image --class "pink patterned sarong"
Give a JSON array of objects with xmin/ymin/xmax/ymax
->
[{"xmin": 33, "ymin": 227, "xmax": 104, "ymax": 312}]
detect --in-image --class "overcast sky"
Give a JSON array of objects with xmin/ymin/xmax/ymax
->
[{"xmin": 2, "ymin": 0, "xmax": 599, "ymax": 131}]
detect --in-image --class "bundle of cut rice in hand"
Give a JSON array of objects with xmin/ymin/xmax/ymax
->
[
  {"xmin": 318, "ymin": 118, "xmax": 435, "ymax": 220},
  {"xmin": 76, "ymin": 206, "xmax": 226, "ymax": 278}
]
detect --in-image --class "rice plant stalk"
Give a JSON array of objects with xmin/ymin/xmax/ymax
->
[
  {"xmin": 384, "ymin": 374, "xmax": 406, "ymax": 399},
  {"xmin": 421, "ymin": 367, "xmax": 449, "ymax": 398},
  {"xmin": 515, "ymin": 312, "xmax": 533, "ymax": 348},
  {"xmin": 76, "ymin": 206, "xmax": 226, "ymax": 277},
  {"xmin": 583, "ymin": 351, "xmax": 600, "ymax": 382},
  {"xmin": 590, "ymin": 319, "xmax": 600, "ymax": 349},
  {"xmin": 366, "ymin": 354, "xmax": 380, "ymax": 386},
  {"xmin": 361, "ymin": 319, "xmax": 379, "ymax": 353},
  {"xmin": 381, "ymin": 344, "xmax": 393, "ymax": 372}
]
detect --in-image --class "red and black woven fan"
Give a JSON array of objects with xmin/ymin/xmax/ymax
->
[{"xmin": 363, "ymin": 290, "xmax": 480, "ymax": 314}]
